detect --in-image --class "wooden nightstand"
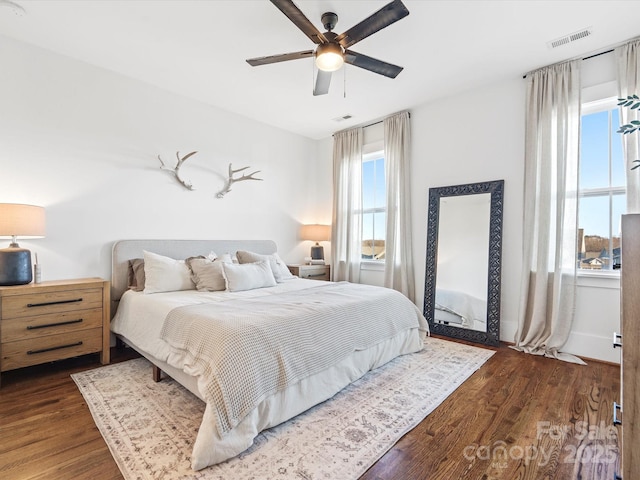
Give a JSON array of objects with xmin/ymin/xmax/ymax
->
[
  {"xmin": 0, "ymin": 277, "xmax": 110, "ymax": 386},
  {"xmin": 288, "ymin": 264, "xmax": 331, "ymax": 281}
]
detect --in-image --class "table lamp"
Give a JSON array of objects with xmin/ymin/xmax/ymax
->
[
  {"xmin": 0, "ymin": 203, "xmax": 46, "ymax": 285},
  {"xmin": 300, "ymin": 224, "xmax": 331, "ymax": 264}
]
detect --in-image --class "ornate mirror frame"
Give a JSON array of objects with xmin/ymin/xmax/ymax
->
[{"xmin": 423, "ymin": 179, "xmax": 504, "ymax": 346}]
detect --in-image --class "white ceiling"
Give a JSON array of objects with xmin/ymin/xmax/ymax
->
[{"xmin": 2, "ymin": 0, "xmax": 640, "ymax": 140}]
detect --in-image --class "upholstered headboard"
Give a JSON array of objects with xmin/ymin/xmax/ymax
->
[{"xmin": 111, "ymin": 239, "xmax": 278, "ymax": 304}]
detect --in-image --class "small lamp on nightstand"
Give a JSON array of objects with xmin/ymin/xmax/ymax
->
[
  {"xmin": 0, "ymin": 203, "xmax": 46, "ymax": 286},
  {"xmin": 300, "ymin": 224, "xmax": 331, "ymax": 264}
]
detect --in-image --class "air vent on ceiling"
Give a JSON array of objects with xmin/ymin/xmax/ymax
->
[
  {"xmin": 333, "ymin": 114, "xmax": 353, "ymax": 122},
  {"xmin": 547, "ymin": 27, "xmax": 593, "ymax": 49}
]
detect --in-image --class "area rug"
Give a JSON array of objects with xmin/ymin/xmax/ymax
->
[{"xmin": 72, "ymin": 336, "xmax": 494, "ymax": 480}]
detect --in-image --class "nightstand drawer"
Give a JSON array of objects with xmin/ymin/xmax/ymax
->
[
  {"xmin": 288, "ymin": 264, "xmax": 331, "ymax": 281},
  {"xmin": 1, "ymin": 288, "xmax": 103, "ymax": 319},
  {"xmin": 1, "ymin": 308, "xmax": 103, "ymax": 343},
  {"xmin": 1, "ymin": 327, "xmax": 103, "ymax": 371},
  {"xmin": 299, "ymin": 269, "xmax": 330, "ymax": 281}
]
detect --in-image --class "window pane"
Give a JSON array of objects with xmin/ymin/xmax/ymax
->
[
  {"xmin": 362, "ymin": 160, "xmax": 375, "ymax": 210},
  {"xmin": 362, "ymin": 213, "xmax": 374, "ymax": 259},
  {"xmin": 374, "ymin": 211, "xmax": 386, "ymax": 260},
  {"xmin": 611, "ymin": 108, "xmax": 626, "ymax": 188},
  {"xmin": 361, "ymin": 152, "xmax": 386, "ymax": 261},
  {"xmin": 612, "ymin": 193, "xmax": 624, "ymax": 267},
  {"xmin": 580, "ymin": 110, "xmax": 610, "ymax": 190},
  {"xmin": 374, "ymin": 158, "xmax": 386, "ymax": 208},
  {"xmin": 579, "ymin": 195, "xmax": 612, "ymax": 270}
]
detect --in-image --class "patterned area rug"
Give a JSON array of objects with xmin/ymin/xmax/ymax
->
[{"xmin": 72, "ymin": 337, "xmax": 494, "ymax": 480}]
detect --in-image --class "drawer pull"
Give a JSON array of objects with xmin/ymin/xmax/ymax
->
[
  {"xmin": 307, "ymin": 273, "xmax": 327, "ymax": 278},
  {"xmin": 27, "ymin": 298, "xmax": 83, "ymax": 308},
  {"xmin": 613, "ymin": 332, "xmax": 622, "ymax": 348},
  {"xmin": 27, "ymin": 319, "xmax": 83, "ymax": 330},
  {"xmin": 27, "ymin": 341, "xmax": 83, "ymax": 355},
  {"xmin": 613, "ymin": 402, "xmax": 622, "ymax": 426}
]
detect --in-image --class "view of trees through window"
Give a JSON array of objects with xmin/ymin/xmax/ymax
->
[
  {"xmin": 362, "ymin": 153, "xmax": 386, "ymax": 260},
  {"xmin": 578, "ymin": 99, "xmax": 626, "ymax": 270}
]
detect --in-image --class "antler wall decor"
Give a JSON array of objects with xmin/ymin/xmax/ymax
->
[
  {"xmin": 158, "ymin": 151, "xmax": 197, "ymax": 190},
  {"xmin": 217, "ymin": 163, "xmax": 263, "ymax": 198}
]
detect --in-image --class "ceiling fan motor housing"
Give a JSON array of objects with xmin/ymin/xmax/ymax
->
[{"xmin": 321, "ymin": 12, "xmax": 338, "ymax": 31}]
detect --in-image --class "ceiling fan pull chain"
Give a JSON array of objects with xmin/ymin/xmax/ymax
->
[{"xmin": 344, "ymin": 65, "xmax": 347, "ymax": 98}]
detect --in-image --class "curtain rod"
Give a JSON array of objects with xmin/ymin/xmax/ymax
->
[
  {"xmin": 583, "ymin": 48, "xmax": 613, "ymax": 61},
  {"xmin": 522, "ymin": 48, "xmax": 614, "ymax": 79},
  {"xmin": 362, "ymin": 112, "xmax": 412, "ymax": 129},
  {"xmin": 331, "ymin": 112, "xmax": 411, "ymax": 137}
]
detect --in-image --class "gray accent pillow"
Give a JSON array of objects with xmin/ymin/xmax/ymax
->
[
  {"xmin": 186, "ymin": 257, "xmax": 228, "ymax": 292},
  {"xmin": 127, "ymin": 258, "xmax": 146, "ymax": 292}
]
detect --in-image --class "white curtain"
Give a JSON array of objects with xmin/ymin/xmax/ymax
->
[
  {"xmin": 617, "ymin": 38, "xmax": 640, "ymax": 214},
  {"xmin": 383, "ymin": 111, "xmax": 415, "ymax": 301},
  {"xmin": 514, "ymin": 60, "xmax": 585, "ymax": 364},
  {"xmin": 331, "ymin": 127, "xmax": 363, "ymax": 282}
]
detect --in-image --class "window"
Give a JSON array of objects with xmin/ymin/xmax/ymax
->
[
  {"xmin": 361, "ymin": 150, "xmax": 386, "ymax": 260},
  {"xmin": 578, "ymin": 97, "xmax": 626, "ymax": 271}
]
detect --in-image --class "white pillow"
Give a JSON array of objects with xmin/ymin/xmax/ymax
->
[
  {"xmin": 186, "ymin": 256, "xmax": 230, "ymax": 292},
  {"xmin": 142, "ymin": 250, "xmax": 195, "ymax": 294},
  {"xmin": 236, "ymin": 250, "xmax": 295, "ymax": 282},
  {"xmin": 222, "ymin": 260, "xmax": 277, "ymax": 292},
  {"xmin": 217, "ymin": 252, "xmax": 234, "ymax": 264}
]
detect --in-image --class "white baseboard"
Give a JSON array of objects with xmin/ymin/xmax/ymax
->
[
  {"xmin": 562, "ymin": 331, "xmax": 620, "ymax": 364},
  {"xmin": 500, "ymin": 321, "xmax": 620, "ymax": 365}
]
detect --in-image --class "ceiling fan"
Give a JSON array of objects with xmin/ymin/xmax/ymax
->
[{"xmin": 246, "ymin": 0, "xmax": 410, "ymax": 96}]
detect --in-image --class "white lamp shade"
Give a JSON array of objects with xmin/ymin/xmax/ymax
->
[
  {"xmin": 0, "ymin": 203, "xmax": 46, "ymax": 238},
  {"xmin": 300, "ymin": 224, "xmax": 331, "ymax": 242}
]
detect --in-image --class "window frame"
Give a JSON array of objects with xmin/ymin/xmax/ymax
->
[{"xmin": 578, "ymin": 95, "xmax": 626, "ymax": 276}]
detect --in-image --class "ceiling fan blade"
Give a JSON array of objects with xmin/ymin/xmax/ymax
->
[
  {"xmin": 246, "ymin": 50, "xmax": 314, "ymax": 67},
  {"xmin": 336, "ymin": 0, "xmax": 409, "ymax": 49},
  {"xmin": 313, "ymin": 70, "xmax": 332, "ymax": 96},
  {"xmin": 270, "ymin": 0, "xmax": 328, "ymax": 45},
  {"xmin": 344, "ymin": 50, "xmax": 403, "ymax": 78}
]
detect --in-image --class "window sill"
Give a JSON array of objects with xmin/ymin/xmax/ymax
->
[
  {"xmin": 360, "ymin": 260, "xmax": 385, "ymax": 272},
  {"xmin": 576, "ymin": 269, "xmax": 620, "ymax": 289}
]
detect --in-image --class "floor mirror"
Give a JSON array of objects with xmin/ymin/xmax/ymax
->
[{"xmin": 423, "ymin": 179, "xmax": 504, "ymax": 346}]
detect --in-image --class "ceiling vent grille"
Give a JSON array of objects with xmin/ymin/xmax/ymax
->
[
  {"xmin": 547, "ymin": 27, "xmax": 592, "ymax": 49},
  {"xmin": 333, "ymin": 114, "xmax": 353, "ymax": 122}
]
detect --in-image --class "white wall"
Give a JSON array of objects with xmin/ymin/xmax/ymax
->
[
  {"xmin": 0, "ymin": 36, "xmax": 321, "ymax": 282},
  {"xmin": 410, "ymin": 79, "xmax": 525, "ymax": 347}
]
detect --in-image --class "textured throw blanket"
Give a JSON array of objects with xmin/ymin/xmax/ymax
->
[{"xmin": 160, "ymin": 281, "xmax": 428, "ymax": 435}]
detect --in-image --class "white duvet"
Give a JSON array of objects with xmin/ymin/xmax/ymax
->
[{"xmin": 111, "ymin": 279, "xmax": 428, "ymax": 470}]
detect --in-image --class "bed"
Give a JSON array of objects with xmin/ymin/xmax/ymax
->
[{"xmin": 110, "ymin": 239, "xmax": 429, "ymax": 471}]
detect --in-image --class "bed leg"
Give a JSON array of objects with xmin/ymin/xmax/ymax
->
[{"xmin": 152, "ymin": 365, "xmax": 163, "ymax": 382}]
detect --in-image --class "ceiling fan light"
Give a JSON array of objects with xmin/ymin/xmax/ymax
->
[{"xmin": 315, "ymin": 43, "xmax": 344, "ymax": 72}]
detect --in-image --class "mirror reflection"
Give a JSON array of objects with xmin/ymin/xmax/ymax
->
[
  {"xmin": 434, "ymin": 194, "xmax": 490, "ymax": 332},
  {"xmin": 424, "ymin": 180, "xmax": 503, "ymax": 346}
]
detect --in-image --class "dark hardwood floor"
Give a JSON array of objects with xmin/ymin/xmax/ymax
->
[{"xmin": 0, "ymin": 339, "xmax": 621, "ymax": 480}]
